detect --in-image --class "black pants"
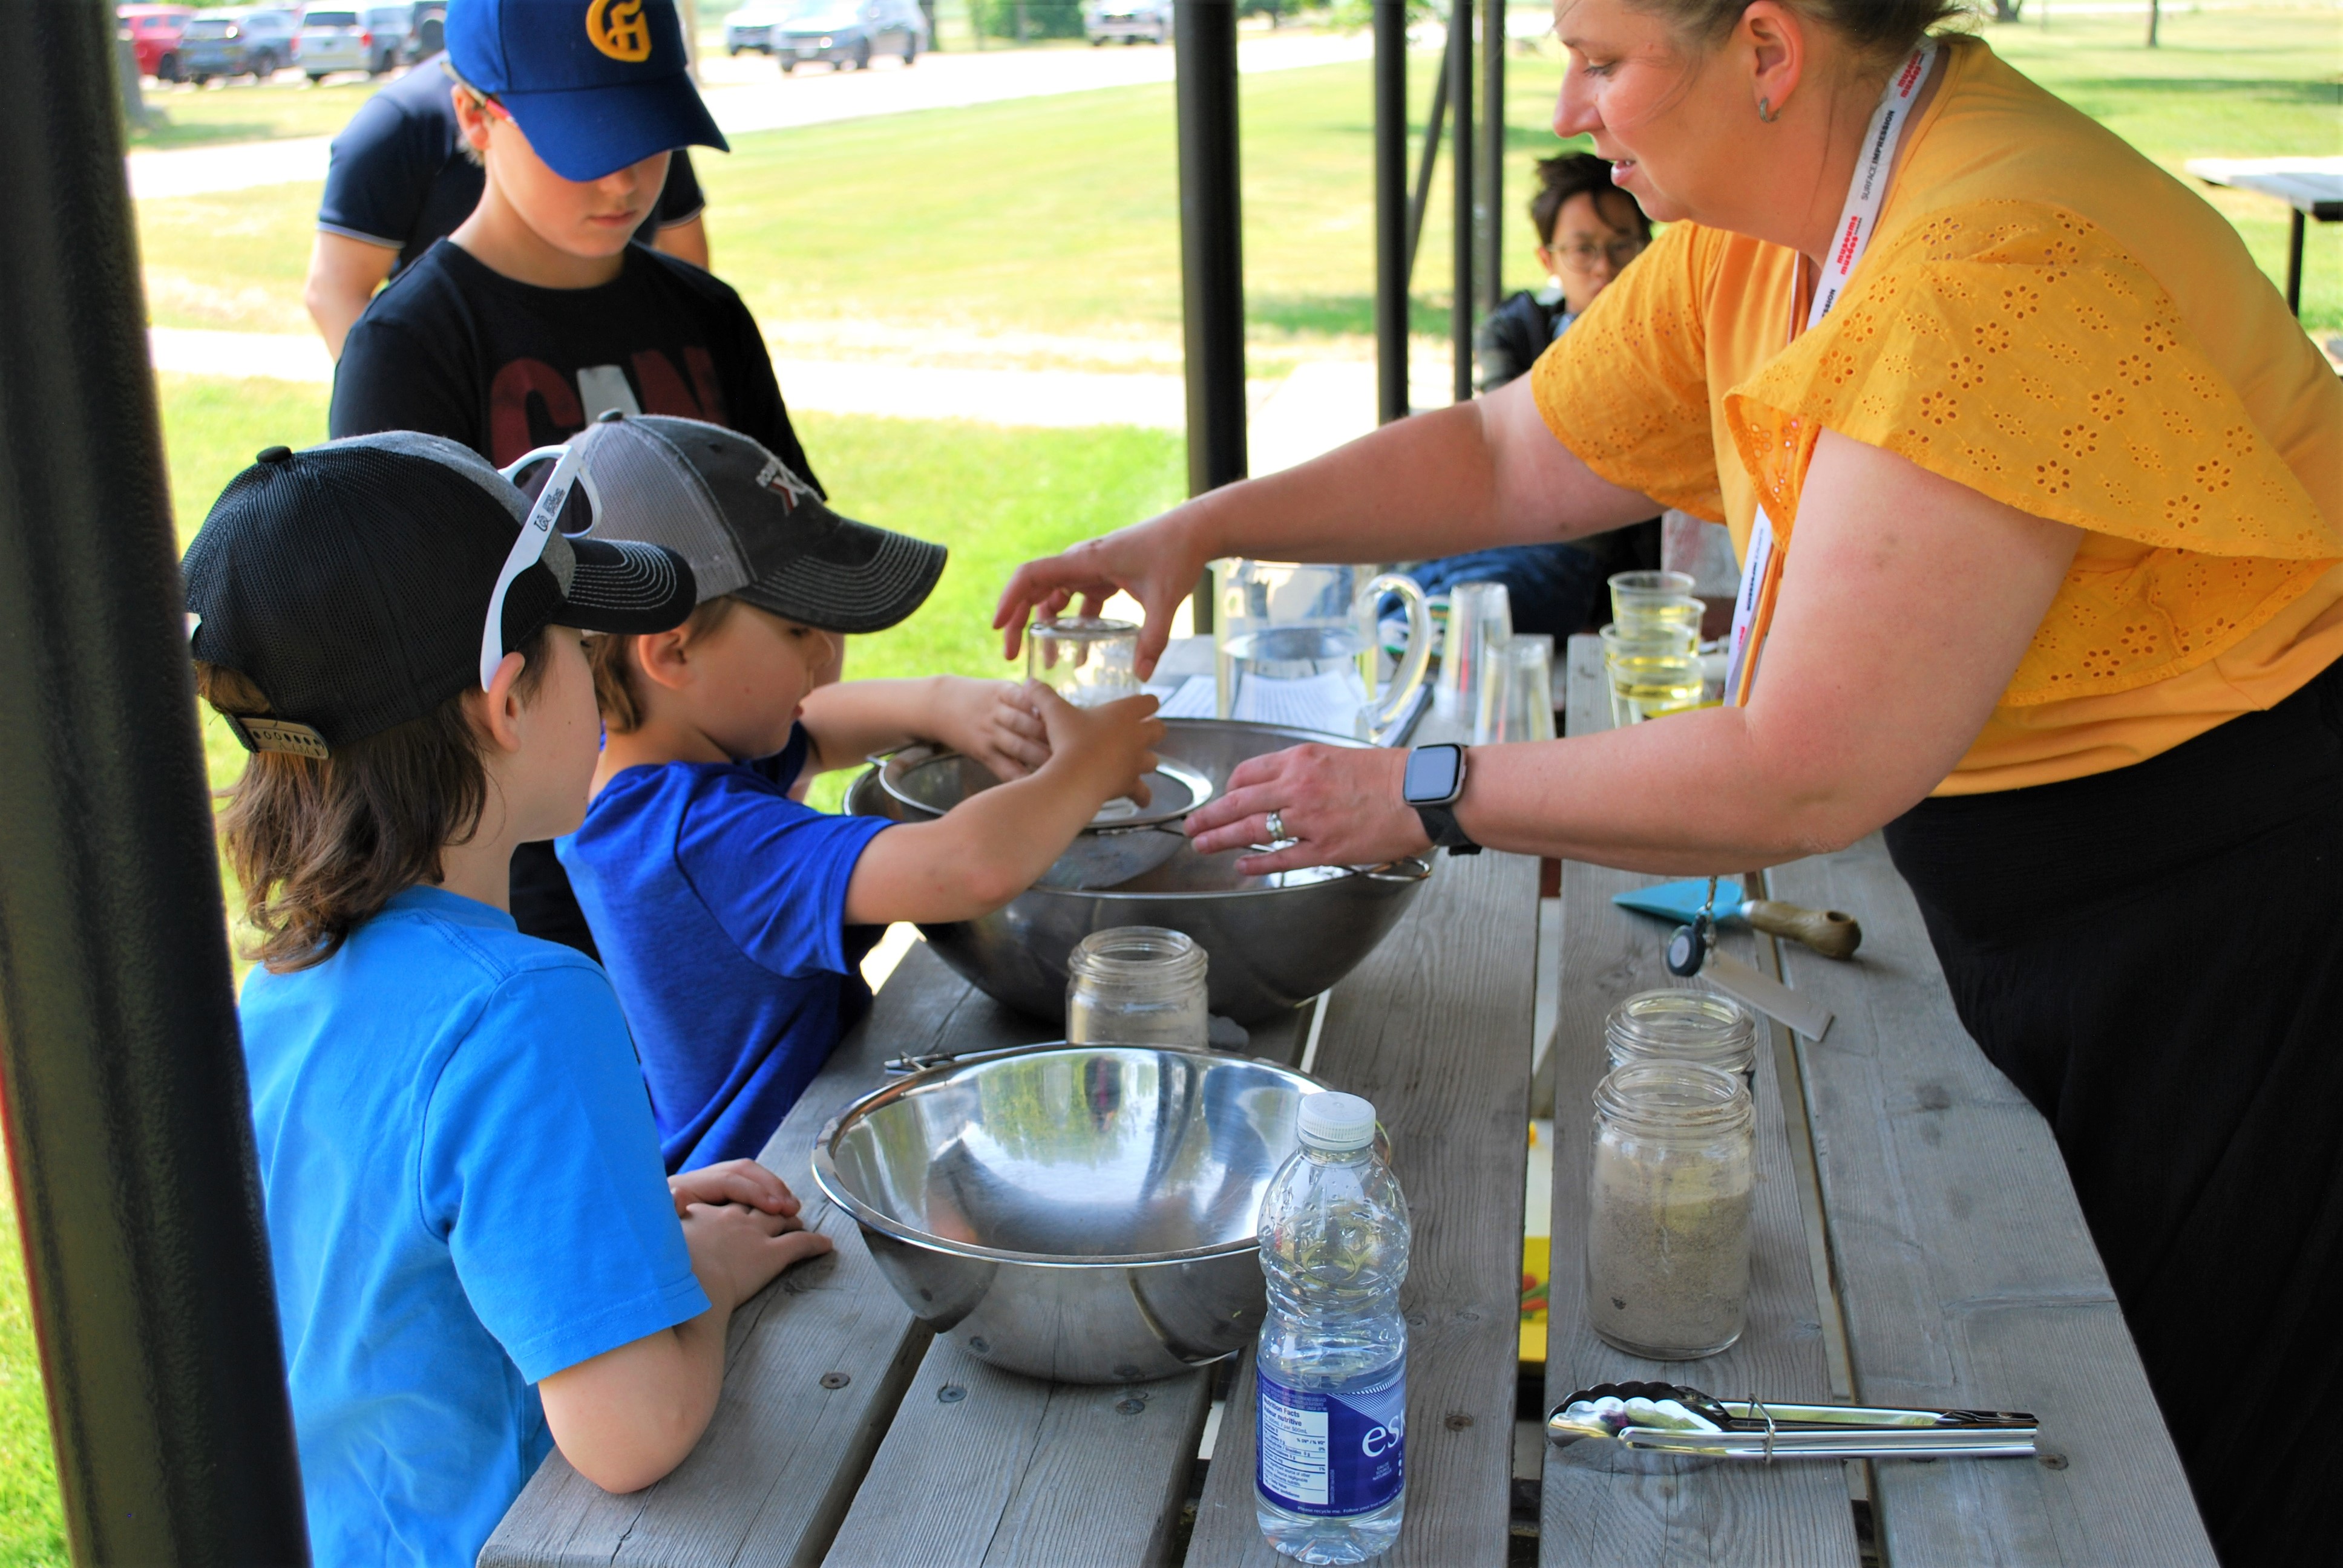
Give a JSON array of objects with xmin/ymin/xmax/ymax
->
[{"xmin": 1885, "ymin": 660, "xmax": 2343, "ymax": 1566}]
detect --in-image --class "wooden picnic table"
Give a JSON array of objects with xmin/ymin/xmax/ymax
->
[
  {"xmin": 486, "ymin": 633, "xmax": 2215, "ymax": 1567},
  {"xmin": 2185, "ymin": 155, "xmax": 2343, "ymax": 317}
]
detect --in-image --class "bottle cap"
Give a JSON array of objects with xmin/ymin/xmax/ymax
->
[{"xmin": 1298, "ymin": 1091, "xmax": 1377, "ymax": 1152}]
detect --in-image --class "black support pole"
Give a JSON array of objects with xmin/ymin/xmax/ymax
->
[
  {"xmin": 1176, "ymin": 0, "xmax": 1245, "ymax": 629},
  {"xmin": 0, "ymin": 4, "xmax": 309, "ymax": 1561},
  {"xmin": 1449, "ymin": 0, "xmax": 1473, "ymax": 403},
  {"xmin": 1374, "ymin": 0, "xmax": 1409, "ymax": 423},
  {"xmin": 1481, "ymin": 0, "xmax": 1504, "ymax": 316}
]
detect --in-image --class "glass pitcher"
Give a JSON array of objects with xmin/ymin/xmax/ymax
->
[{"xmin": 1211, "ymin": 561, "xmax": 1432, "ymax": 742}]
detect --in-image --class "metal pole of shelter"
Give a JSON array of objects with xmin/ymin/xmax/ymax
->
[
  {"xmin": 1374, "ymin": 0, "xmax": 1409, "ymax": 423},
  {"xmin": 1448, "ymin": 0, "xmax": 1473, "ymax": 403},
  {"xmin": 1175, "ymin": 0, "xmax": 1245, "ymax": 629},
  {"xmin": 0, "ymin": 3, "xmax": 309, "ymax": 1561},
  {"xmin": 1481, "ymin": 0, "xmax": 1504, "ymax": 316}
]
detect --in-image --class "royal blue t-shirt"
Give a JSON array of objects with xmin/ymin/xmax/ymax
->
[
  {"xmin": 241, "ymin": 886, "xmax": 709, "ymax": 1567},
  {"xmin": 559, "ymin": 727, "xmax": 891, "ymax": 1173}
]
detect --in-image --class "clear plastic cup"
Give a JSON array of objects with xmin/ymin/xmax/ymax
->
[{"xmin": 1608, "ymin": 570, "xmax": 1696, "ymax": 627}]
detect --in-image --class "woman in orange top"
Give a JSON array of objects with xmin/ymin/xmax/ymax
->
[{"xmin": 997, "ymin": 2, "xmax": 2340, "ymax": 1557}]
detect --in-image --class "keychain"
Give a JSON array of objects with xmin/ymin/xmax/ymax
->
[{"xmin": 1665, "ymin": 876, "xmax": 1720, "ymax": 978}]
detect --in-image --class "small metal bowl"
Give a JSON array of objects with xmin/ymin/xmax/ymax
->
[{"xmin": 812, "ymin": 1043, "xmax": 1332, "ymax": 1383}]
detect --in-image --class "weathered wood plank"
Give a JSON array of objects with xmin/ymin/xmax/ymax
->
[
  {"xmin": 1539, "ymin": 633, "xmax": 1858, "ymax": 1567},
  {"xmin": 823, "ymin": 1341, "xmax": 1212, "ymax": 1568},
  {"xmin": 1769, "ymin": 840, "xmax": 2217, "ymax": 1567},
  {"xmin": 1187, "ymin": 847, "xmax": 1542, "ymax": 1568},
  {"xmin": 484, "ymin": 943, "xmax": 1046, "ymax": 1568}
]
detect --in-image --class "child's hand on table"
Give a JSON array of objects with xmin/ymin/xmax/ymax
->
[
  {"xmin": 670, "ymin": 1160, "xmax": 831, "ymax": 1310},
  {"xmin": 925, "ymin": 675, "xmax": 1050, "ymax": 780},
  {"xmin": 1028, "ymin": 684, "xmax": 1164, "ymax": 806},
  {"xmin": 667, "ymin": 1158, "xmax": 802, "ymax": 1219}
]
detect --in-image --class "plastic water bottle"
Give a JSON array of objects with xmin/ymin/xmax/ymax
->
[{"xmin": 1254, "ymin": 1091, "xmax": 1411, "ymax": 1563}]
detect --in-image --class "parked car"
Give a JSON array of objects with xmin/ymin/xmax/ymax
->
[
  {"xmin": 724, "ymin": 0, "xmax": 787, "ymax": 54},
  {"xmin": 119, "ymin": 5, "xmax": 196, "ymax": 82},
  {"xmin": 358, "ymin": 5, "xmax": 411, "ymax": 71},
  {"xmin": 760, "ymin": 0, "xmax": 926, "ymax": 72},
  {"xmin": 178, "ymin": 7, "xmax": 301, "ymax": 83},
  {"xmin": 297, "ymin": 8, "xmax": 374, "ymax": 80},
  {"xmin": 1084, "ymin": 2, "xmax": 1169, "ymax": 45},
  {"xmin": 402, "ymin": 2, "xmax": 444, "ymax": 65}
]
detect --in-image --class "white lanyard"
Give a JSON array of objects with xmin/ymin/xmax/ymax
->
[{"xmin": 1725, "ymin": 39, "xmax": 1938, "ymax": 706}]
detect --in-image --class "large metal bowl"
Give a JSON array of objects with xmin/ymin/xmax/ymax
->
[
  {"xmin": 845, "ymin": 719, "xmax": 1433, "ymax": 1024},
  {"xmin": 813, "ymin": 1043, "xmax": 1331, "ymax": 1382}
]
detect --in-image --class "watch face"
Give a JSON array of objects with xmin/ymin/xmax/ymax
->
[{"xmin": 1404, "ymin": 744, "xmax": 1463, "ymax": 805}]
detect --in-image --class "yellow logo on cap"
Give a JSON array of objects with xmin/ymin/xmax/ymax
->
[{"xmin": 586, "ymin": 0, "xmax": 652, "ymax": 62}]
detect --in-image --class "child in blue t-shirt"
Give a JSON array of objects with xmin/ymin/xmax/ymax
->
[
  {"xmin": 183, "ymin": 432, "xmax": 833, "ymax": 1566},
  {"xmin": 552, "ymin": 414, "xmax": 1164, "ymax": 1172}
]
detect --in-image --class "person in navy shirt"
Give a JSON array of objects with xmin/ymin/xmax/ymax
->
[
  {"xmin": 185, "ymin": 430, "xmax": 830, "ymax": 1565},
  {"xmin": 554, "ymin": 414, "xmax": 1165, "ymax": 1171}
]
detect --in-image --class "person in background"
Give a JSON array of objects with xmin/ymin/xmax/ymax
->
[
  {"xmin": 331, "ymin": 0, "xmax": 815, "ymax": 959},
  {"xmin": 1405, "ymin": 153, "xmax": 1663, "ymax": 645},
  {"xmin": 307, "ymin": 52, "xmax": 712, "ymax": 359}
]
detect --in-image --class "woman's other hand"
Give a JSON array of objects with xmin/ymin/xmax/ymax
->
[
  {"xmin": 994, "ymin": 511, "xmax": 1213, "ymax": 680},
  {"xmin": 1184, "ymin": 742, "xmax": 1428, "ymax": 875},
  {"xmin": 924, "ymin": 675, "xmax": 1052, "ymax": 780}
]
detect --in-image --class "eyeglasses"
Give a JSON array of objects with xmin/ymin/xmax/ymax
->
[{"xmin": 1552, "ymin": 237, "xmax": 1648, "ymax": 272}]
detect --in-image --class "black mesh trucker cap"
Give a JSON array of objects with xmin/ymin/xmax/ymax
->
[
  {"xmin": 558, "ymin": 414, "xmax": 945, "ymax": 633},
  {"xmin": 183, "ymin": 431, "xmax": 697, "ymax": 754}
]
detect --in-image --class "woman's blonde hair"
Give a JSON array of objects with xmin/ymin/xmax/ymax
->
[
  {"xmin": 1628, "ymin": 0, "xmax": 1966, "ymax": 68},
  {"xmin": 198, "ymin": 633, "xmax": 547, "ymax": 972},
  {"xmin": 587, "ymin": 596, "xmax": 739, "ymax": 734}
]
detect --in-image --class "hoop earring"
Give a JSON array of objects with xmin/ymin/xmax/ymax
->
[{"xmin": 1757, "ymin": 96, "xmax": 1778, "ymax": 123}]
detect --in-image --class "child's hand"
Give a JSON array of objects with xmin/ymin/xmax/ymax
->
[
  {"xmin": 1027, "ymin": 683, "xmax": 1164, "ymax": 806},
  {"xmin": 679, "ymin": 1199, "xmax": 832, "ymax": 1315},
  {"xmin": 927, "ymin": 676, "xmax": 1050, "ymax": 780},
  {"xmin": 668, "ymin": 1158, "xmax": 803, "ymax": 1220}
]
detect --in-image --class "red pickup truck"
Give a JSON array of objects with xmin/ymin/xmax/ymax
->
[{"xmin": 119, "ymin": 4, "xmax": 197, "ymax": 83}]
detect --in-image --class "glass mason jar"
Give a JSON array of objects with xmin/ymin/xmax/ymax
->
[
  {"xmin": 1065, "ymin": 926, "xmax": 1209, "ymax": 1048},
  {"xmin": 1584, "ymin": 1062, "xmax": 1755, "ymax": 1360},
  {"xmin": 1604, "ymin": 989, "xmax": 1759, "ymax": 1089}
]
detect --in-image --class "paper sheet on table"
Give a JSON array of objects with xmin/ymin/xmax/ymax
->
[{"xmin": 1228, "ymin": 668, "xmax": 1365, "ymax": 736}]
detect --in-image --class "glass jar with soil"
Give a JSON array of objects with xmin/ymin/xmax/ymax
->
[{"xmin": 1583, "ymin": 1061, "xmax": 1755, "ymax": 1360}]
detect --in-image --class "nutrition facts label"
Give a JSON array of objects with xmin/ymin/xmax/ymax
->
[{"xmin": 1257, "ymin": 1377, "xmax": 1331, "ymax": 1508}]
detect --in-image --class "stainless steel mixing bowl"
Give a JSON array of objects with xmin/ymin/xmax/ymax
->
[
  {"xmin": 811, "ymin": 1043, "xmax": 1332, "ymax": 1382},
  {"xmin": 845, "ymin": 719, "xmax": 1434, "ymax": 1024}
]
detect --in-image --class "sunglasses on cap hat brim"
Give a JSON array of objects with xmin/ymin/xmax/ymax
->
[{"xmin": 481, "ymin": 441, "xmax": 606, "ymax": 691}]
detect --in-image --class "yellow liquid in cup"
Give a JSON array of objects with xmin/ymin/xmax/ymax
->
[
  {"xmin": 1613, "ymin": 599, "xmax": 1702, "ymax": 638},
  {"xmin": 1607, "ymin": 655, "xmax": 1706, "ymax": 724}
]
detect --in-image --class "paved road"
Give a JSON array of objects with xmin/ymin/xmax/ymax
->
[{"xmin": 126, "ymin": 29, "xmax": 1376, "ymax": 201}]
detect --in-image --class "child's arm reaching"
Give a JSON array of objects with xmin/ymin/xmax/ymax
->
[
  {"xmin": 844, "ymin": 685, "xmax": 1164, "ymax": 926},
  {"xmin": 799, "ymin": 675, "xmax": 1049, "ymax": 782},
  {"xmin": 538, "ymin": 1161, "xmax": 831, "ymax": 1494}
]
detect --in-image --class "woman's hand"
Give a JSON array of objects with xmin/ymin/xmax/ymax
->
[
  {"xmin": 1184, "ymin": 743, "xmax": 1429, "ymax": 875},
  {"xmin": 994, "ymin": 511, "xmax": 1213, "ymax": 680},
  {"xmin": 922, "ymin": 676, "xmax": 1051, "ymax": 780}
]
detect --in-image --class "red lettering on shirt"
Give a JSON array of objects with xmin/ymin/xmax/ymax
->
[
  {"xmin": 626, "ymin": 348, "xmax": 730, "ymax": 428},
  {"xmin": 488, "ymin": 358, "xmax": 585, "ymax": 468}
]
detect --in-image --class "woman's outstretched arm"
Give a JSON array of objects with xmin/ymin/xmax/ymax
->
[{"xmin": 994, "ymin": 376, "xmax": 1658, "ymax": 676}]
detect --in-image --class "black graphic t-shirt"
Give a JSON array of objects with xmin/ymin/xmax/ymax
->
[
  {"xmin": 330, "ymin": 238, "xmax": 822, "ymax": 959},
  {"xmin": 330, "ymin": 238, "xmax": 819, "ymax": 486}
]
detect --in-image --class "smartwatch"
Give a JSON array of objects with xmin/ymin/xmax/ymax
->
[{"xmin": 1403, "ymin": 743, "xmax": 1481, "ymax": 855}]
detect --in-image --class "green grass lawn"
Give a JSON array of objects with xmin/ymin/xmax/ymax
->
[{"xmin": 129, "ymin": 75, "xmax": 389, "ymax": 151}]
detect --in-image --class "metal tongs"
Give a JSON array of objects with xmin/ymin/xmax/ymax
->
[{"xmin": 1547, "ymin": 1380, "xmax": 2039, "ymax": 1461}]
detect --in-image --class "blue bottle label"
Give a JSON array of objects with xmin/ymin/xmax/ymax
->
[{"xmin": 1255, "ymin": 1359, "xmax": 1406, "ymax": 1517}]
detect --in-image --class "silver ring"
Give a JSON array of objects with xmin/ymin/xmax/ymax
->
[{"xmin": 1265, "ymin": 809, "xmax": 1289, "ymax": 843}]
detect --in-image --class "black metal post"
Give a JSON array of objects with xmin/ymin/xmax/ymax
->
[
  {"xmin": 1176, "ymin": 0, "xmax": 1245, "ymax": 629},
  {"xmin": 0, "ymin": 4, "xmax": 309, "ymax": 1562},
  {"xmin": 1374, "ymin": 0, "xmax": 1409, "ymax": 423},
  {"xmin": 1481, "ymin": 0, "xmax": 1504, "ymax": 315},
  {"xmin": 1449, "ymin": 0, "xmax": 1473, "ymax": 403}
]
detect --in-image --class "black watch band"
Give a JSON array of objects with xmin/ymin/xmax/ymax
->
[{"xmin": 1414, "ymin": 802, "xmax": 1481, "ymax": 855}]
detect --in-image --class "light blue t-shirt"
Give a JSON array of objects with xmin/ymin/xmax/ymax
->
[
  {"xmin": 558, "ymin": 727, "xmax": 890, "ymax": 1173},
  {"xmin": 241, "ymin": 885, "xmax": 710, "ymax": 1567}
]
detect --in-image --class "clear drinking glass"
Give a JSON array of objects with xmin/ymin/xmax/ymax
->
[
  {"xmin": 1029, "ymin": 617, "xmax": 1142, "ymax": 708},
  {"xmin": 1605, "ymin": 989, "xmax": 1760, "ymax": 1088},
  {"xmin": 1434, "ymin": 581, "xmax": 1512, "ymax": 725},
  {"xmin": 1606, "ymin": 644, "xmax": 1706, "ymax": 727},
  {"xmin": 1607, "ymin": 569, "xmax": 1696, "ymax": 627},
  {"xmin": 1481, "ymin": 635, "xmax": 1556, "ymax": 744},
  {"xmin": 1065, "ymin": 926, "xmax": 1210, "ymax": 1047},
  {"xmin": 1584, "ymin": 1061, "xmax": 1755, "ymax": 1360}
]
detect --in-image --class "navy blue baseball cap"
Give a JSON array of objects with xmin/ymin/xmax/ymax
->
[{"xmin": 447, "ymin": 0, "xmax": 728, "ymax": 184}]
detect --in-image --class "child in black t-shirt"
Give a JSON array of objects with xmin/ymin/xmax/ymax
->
[{"xmin": 329, "ymin": 0, "xmax": 818, "ymax": 953}]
